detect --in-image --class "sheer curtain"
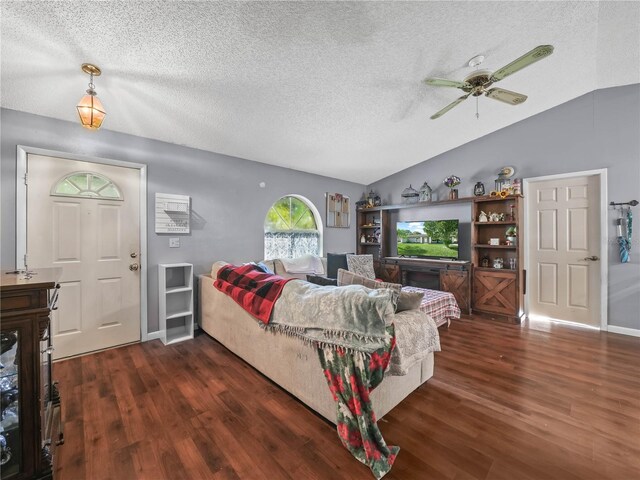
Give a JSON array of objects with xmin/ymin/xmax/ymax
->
[{"xmin": 264, "ymin": 231, "xmax": 320, "ymax": 260}]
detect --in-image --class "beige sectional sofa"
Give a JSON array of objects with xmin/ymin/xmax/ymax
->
[{"xmin": 198, "ymin": 259, "xmax": 435, "ymax": 424}]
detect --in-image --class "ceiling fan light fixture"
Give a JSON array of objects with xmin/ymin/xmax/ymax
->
[
  {"xmin": 76, "ymin": 63, "xmax": 106, "ymax": 130},
  {"xmin": 424, "ymin": 45, "xmax": 554, "ymax": 120}
]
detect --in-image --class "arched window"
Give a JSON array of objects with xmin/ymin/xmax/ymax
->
[
  {"xmin": 51, "ymin": 171, "xmax": 122, "ymax": 200},
  {"xmin": 264, "ymin": 195, "xmax": 322, "ymax": 260}
]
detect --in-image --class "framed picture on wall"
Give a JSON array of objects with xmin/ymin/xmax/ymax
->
[{"xmin": 326, "ymin": 193, "xmax": 350, "ymax": 228}]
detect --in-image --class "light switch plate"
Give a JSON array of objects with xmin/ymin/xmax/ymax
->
[{"xmin": 169, "ymin": 238, "xmax": 180, "ymax": 248}]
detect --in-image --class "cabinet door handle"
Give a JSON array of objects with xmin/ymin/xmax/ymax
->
[{"xmin": 41, "ymin": 346, "xmax": 55, "ymax": 355}]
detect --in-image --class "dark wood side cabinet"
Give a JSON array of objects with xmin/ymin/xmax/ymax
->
[
  {"xmin": 440, "ymin": 268, "xmax": 471, "ymax": 314},
  {"xmin": 1, "ymin": 269, "xmax": 63, "ymax": 480}
]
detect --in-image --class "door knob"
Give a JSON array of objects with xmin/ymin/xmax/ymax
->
[
  {"xmin": 130, "ymin": 252, "xmax": 138, "ymax": 258},
  {"xmin": 583, "ymin": 256, "xmax": 599, "ymax": 261},
  {"xmin": 129, "ymin": 263, "xmax": 139, "ymax": 271}
]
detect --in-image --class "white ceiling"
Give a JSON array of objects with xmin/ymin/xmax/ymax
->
[{"xmin": 2, "ymin": 1, "xmax": 639, "ymax": 184}]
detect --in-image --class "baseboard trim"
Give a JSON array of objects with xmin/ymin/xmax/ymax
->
[
  {"xmin": 606, "ymin": 325, "xmax": 640, "ymax": 337},
  {"xmin": 146, "ymin": 331, "xmax": 163, "ymax": 341}
]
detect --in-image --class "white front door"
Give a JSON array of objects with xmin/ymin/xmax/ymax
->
[
  {"xmin": 527, "ymin": 174, "xmax": 601, "ymax": 327},
  {"xmin": 26, "ymin": 154, "xmax": 141, "ymax": 359}
]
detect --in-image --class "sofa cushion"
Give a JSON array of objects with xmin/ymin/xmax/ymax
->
[
  {"xmin": 346, "ymin": 254, "xmax": 376, "ymax": 279},
  {"xmin": 306, "ymin": 274, "xmax": 338, "ymax": 286},
  {"xmin": 337, "ymin": 268, "xmax": 401, "ymax": 297},
  {"xmin": 211, "ymin": 261, "xmax": 230, "ymax": 278},
  {"xmin": 279, "ymin": 255, "xmax": 325, "ymax": 275},
  {"xmin": 337, "ymin": 269, "xmax": 400, "ymax": 324},
  {"xmin": 397, "ymin": 290, "xmax": 425, "ymax": 313},
  {"xmin": 326, "ymin": 253, "xmax": 351, "ymax": 279}
]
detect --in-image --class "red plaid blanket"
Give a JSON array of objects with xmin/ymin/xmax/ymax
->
[
  {"xmin": 214, "ymin": 264, "xmax": 293, "ymax": 324},
  {"xmin": 401, "ymin": 286, "xmax": 461, "ymax": 327}
]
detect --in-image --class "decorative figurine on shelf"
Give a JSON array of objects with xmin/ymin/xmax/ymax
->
[
  {"xmin": 360, "ymin": 233, "xmax": 366, "ymax": 243},
  {"xmin": 419, "ymin": 182, "xmax": 433, "ymax": 202},
  {"xmin": 506, "ymin": 226, "xmax": 517, "ymax": 246},
  {"xmin": 508, "ymin": 203, "xmax": 516, "ymax": 221},
  {"xmin": 478, "ymin": 211, "xmax": 488, "ymax": 222},
  {"xmin": 401, "ymin": 184, "xmax": 419, "ymax": 204},
  {"xmin": 512, "ymin": 178, "xmax": 522, "ymax": 195},
  {"xmin": 373, "ymin": 193, "xmax": 382, "ymax": 206},
  {"xmin": 493, "ymin": 257, "xmax": 504, "ymax": 269},
  {"xmin": 495, "ymin": 166, "xmax": 515, "ymax": 193},
  {"xmin": 481, "ymin": 255, "xmax": 490, "ymax": 268},
  {"xmin": 366, "ymin": 190, "xmax": 377, "ymax": 208},
  {"xmin": 489, "ymin": 212, "xmax": 501, "ymax": 222},
  {"xmin": 443, "ymin": 175, "xmax": 461, "ymax": 200},
  {"xmin": 474, "ymin": 182, "xmax": 485, "ymax": 196}
]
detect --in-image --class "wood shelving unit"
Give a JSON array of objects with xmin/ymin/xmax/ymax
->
[
  {"xmin": 357, "ymin": 195, "xmax": 474, "ymax": 213},
  {"xmin": 471, "ymin": 195, "xmax": 524, "ymax": 322},
  {"xmin": 356, "ymin": 197, "xmax": 474, "ymax": 314}
]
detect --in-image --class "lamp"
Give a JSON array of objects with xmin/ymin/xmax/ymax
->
[{"xmin": 76, "ymin": 63, "xmax": 106, "ymax": 130}]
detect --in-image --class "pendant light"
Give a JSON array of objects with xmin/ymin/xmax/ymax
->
[{"xmin": 76, "ymin": 63, "xmax": 106, "ymax": 130}]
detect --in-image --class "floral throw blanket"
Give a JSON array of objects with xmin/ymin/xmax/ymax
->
[{"xmin": 318, "ymin": 330, "xmax": 399, "ymax": 479}]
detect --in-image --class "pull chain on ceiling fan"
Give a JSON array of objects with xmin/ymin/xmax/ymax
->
[{"xmin": 424, "ymin": 45, "xmax": 554, "ymax": 120}]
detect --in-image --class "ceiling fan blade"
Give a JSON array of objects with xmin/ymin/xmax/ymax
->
[
  {"xmin": 430, "ymin": 94, "xmax": 470, "ymax": 120},
  {"xmin": 485, "ymin": 88, "xmax": 528, "ymax": 105},
  {"xmin": 424, "ymin": 77, "xmax": 471, "ymax": 89},
  {"xmin": 490, "ymin": 45, "xmax": 554, "ymax": 82}
]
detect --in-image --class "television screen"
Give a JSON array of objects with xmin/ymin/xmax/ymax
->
[{"xmin": 397, "ymin": 220, "xmax": 459, "ymax": 259}]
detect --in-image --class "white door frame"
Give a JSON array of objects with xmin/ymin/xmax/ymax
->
[
  {"xmin": 523, "ymin": 169, "xmax": 608, "ymax": 330},
  {"xmin": 15, "ymin": 145, "xmax": 150, "ymax": 341}
]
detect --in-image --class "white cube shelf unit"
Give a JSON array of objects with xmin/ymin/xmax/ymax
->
[{"xmin": 158, "ymin": 263, "xmax": 194, "ymax": 345}]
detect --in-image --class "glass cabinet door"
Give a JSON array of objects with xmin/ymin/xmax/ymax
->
[{"xmin": 1, "ymin": 330, "xmax": 21, "ymax": 477}]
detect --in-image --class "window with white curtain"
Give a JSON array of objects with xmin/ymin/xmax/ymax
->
[{"xmin": 264, "ymin": 195, "xmax": 322, "ymax": 260}]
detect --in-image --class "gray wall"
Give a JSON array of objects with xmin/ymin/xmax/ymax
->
[
  {"xmin": 368, "ymin": 84, "xmax": 640, "ymax": 329},
  {"xmin": 1, "ymin": 108, "xmax": 365, "ymax": 332}
]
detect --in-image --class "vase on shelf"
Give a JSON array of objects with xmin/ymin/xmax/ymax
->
[{"xmin": 448, "ymin": 189, "xmax": 458, "ymax": 200}]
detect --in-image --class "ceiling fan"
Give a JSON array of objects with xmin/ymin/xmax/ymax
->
[{"xmin": 424, "ymin": 45, "xmax": 554, "ymax": 120}]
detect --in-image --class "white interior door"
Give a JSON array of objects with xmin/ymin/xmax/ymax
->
[
  {"xmin": 26, "ymin": 154, "xmax": 141, "ymax": 359},
  {"xmin": 527, "ymin": 174, "xmax": 601, "ymax": 327}
]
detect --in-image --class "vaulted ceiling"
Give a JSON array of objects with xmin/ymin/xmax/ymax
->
[{"xmin": 2, "ymin": 1, "xmax": 639, "ymax": 184}]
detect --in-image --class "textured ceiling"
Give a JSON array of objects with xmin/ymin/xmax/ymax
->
[{"xmin": 2, "ymin": 1, "xmax": 639, "ymax": 184}]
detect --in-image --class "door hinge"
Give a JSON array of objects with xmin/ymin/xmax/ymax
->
[
  {"xmin": 23, "ymin": 173, "xmax": 28, "ymax": 185},
  {"xmin": 23, "ymin": 253, "xmax": 28, "ymax": 268}
]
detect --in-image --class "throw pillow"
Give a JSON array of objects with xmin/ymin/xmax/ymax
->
[
  {"xmin": 346, "ymin": 254, "xmax": 376, "ymax": 279},
  {"xmin": 326, "ymin": 253, "xmax": 351, "ymax": 279},
  {"xmin": 306, "ymin": 275, "xmax": 338, "ymax": 286},
  {"xmin": 256, "ymin": 261, "xmax": 274, "ymax": 274},
  {"xmin": 396, "ymin": 290, "xmax": 425, "ymax": 312}
]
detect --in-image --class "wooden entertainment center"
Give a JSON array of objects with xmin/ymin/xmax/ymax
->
[{"xmin": 356, "ymin": 194, "xmax": 524, "ymax": 322}]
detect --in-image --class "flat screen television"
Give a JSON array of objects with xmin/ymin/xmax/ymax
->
[{"xmin": 397, "ymin": 220, "xmax": 459, "ymax": 259}]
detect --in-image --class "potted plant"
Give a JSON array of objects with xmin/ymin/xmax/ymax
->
[
  {"xmin": 505, "ymin": 226, "xmax": 517, "ymax": 246},
  {"xmin": 443, "ymin": 175, "xmax": 461, "ymax": 200}
]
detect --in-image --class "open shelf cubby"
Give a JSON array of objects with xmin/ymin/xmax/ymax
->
[{"xmin": 159, "ymin": 263, "xmax": 194, "ymax": 345}]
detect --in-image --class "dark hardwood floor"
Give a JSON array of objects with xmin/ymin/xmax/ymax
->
[{"xmin": 54, "ymin": 317, "xmax": 640, "ymax": 479}]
